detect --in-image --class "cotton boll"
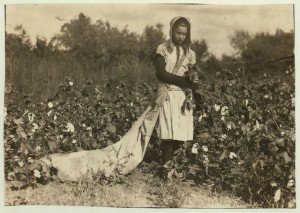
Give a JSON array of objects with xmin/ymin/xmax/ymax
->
[
  {"xmin": 48, "ymin": 102, "xmax": 53, "ymax": 108},
  {"xmin": 33, "ymin": 170, "xmax": 41, "ymax": 178},
  {"xmin": 18, "ymin": 161, "xmax": 24, "ymax": 167},
  {"xmin": 229, "ymin": 152, "xmax": 237, "ymax": 159},
  {"xmin": 287, "ymin": 179, "xmax": 294, "ymax": 187},
  {"xmin": 47, "ymin": 110, "xmax": 53, "ymax": 117},
  {"xmin": 227, "ymin": 123, "xmax": 232, "ymax": 130},
  {"xmin": 214, "ymin": 104, "xmax": 221, "ymax": 112},
  {"xmin": 192, "ymin": 143, "xmax": 198, "ymax": 154},
  {"xmin": 202, "ymin": 145, "xmax": 208, "ymax": 152},
  {"xmin": 198, "ymin": 114, "xmax": 203, "ymax": 122}
]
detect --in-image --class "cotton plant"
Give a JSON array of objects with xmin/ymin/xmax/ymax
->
[
  {"xmin": 64, "ymin": 122, "xmax": 75, "ymax": 133},
  {"xmin": 3, "ymin": 67, "xmax": 295, "ymax": 207}
]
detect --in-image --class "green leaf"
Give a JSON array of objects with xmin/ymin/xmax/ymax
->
[
  {"xmin": 107, "ymin": 124, "xmax": 116, "ymax": 134},
  {"xmin": 208, "ymin": 163, "xmax": 219, "ymax": 168},
  {"xmin": 13, "ymin": 118, "xmax": 24, "ymax": 126},
  {"xmin": 275, "ymin": 138, "xmax": 285, "ymax": 147},
  {"xmin": 107, "ymin": 140, "xmax": 114, "ymax": 146},
  {"xmin": 188, "ymin": 164, "xmax": 200, "ymax": 175},
  {"xmin": 220, "ymin": 149, "xmax": 229, "ymax": 161},
  {"xmin": 16, "ymin": 126, "xmax": 27, "ymax": 139},
  {"xmin": 47, "ymin": 141, "xmax": 58, "ymax": 153},
  {"xmin": 167, "ymin": 168, "xmax": 175, "ymax": 181},
  {"xmin": 252, "ymin": 158, "xmax": 265, "ymax": 170},
  {"xmin": 197, "ymin": 132, "xmax": 210, "ymax": 140},
  {"xmin": 90, "ymin": 140, "xmax": 98, "ymax": 149},
  {"xmin": 225, "ymin": 94, "xmax": 236, "ymax": 106},
  {"xmin": 274, "ymin": 188, "xmax": 281, "ymax": 203},
  {"xmin": 277, "ymin": 151, "xmax": 292, "ymax": 164}
]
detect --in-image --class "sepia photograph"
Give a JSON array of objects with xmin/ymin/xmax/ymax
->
[{"xmin": 2, "ymin": 1, "xmax": 296, "ymax": 209}]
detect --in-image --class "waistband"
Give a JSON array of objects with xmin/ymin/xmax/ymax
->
[{"xmin": 157, "ymin": 83, "xmax": 190, "ymax": 92}]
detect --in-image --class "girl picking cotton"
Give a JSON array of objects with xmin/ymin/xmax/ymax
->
[{"xmin": 154, "ymin": 16, "xmax": 200, "ymax": 165}]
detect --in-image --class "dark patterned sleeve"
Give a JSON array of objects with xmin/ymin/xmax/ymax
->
[{"xmin": 154, "ymin": 54, "xmax": 198, "ymax": 90}]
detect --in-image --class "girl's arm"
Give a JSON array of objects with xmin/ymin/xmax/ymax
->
[{"xmin": 154, "ymin": 54, "xmax": 198, "ymax": 90}]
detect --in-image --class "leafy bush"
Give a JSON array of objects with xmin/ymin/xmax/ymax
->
[
  {"xmin": 4, "ymin": 64, "xmax": 295, "ymax": 208},
  {"xmin": 4, "ymin": 76, "xmax": 154, "ymax": 183},
  {"xmin": 164, "ymin": 65, "xmax": 295, "ymax": 208}
]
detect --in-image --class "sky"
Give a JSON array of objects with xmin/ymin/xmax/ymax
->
[{"xmin": 5, "ymin": 3, "xmax": 294, "ymax": 58}]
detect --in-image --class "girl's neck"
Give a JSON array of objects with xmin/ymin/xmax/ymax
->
[{"xmin": 173, "ymin": 41, "xmax": 184, "ymax": 47}]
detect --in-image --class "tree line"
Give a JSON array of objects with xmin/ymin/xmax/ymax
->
[{"xmin": 5, "ymin": 13, "xmax": 294, "ymax": 96}]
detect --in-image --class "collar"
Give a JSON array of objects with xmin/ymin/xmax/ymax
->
[{"xmin": 165, "ymin": 39, "xmax": 189, "ymax": 54}]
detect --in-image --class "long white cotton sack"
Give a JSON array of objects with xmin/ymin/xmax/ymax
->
[{"xmin": 30, "ymin": 106, "xmax": 160, "ymax": 182}]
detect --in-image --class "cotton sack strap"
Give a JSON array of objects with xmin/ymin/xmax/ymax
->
[{"xmin": 172, "ymin": 52, "xmax": 187, "ymax": 75}]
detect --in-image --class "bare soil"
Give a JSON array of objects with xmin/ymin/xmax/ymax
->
[{"xmin": 4, "ymin": 167, "xmax": 248, "ymax": 208}]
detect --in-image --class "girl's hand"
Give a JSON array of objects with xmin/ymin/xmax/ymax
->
[
  {"xmin": 184, "ymin": 71, "xmax": 199, "ymax": 89},
  {"xmin": 185, "ymin": 64, "xmax": 201, "ymax": 84},
  {"xmin": 185, "ymin": 70, "xmax": 199, "ymax": 83},
  {"xmin": 189, "ymin": 71, "xmax": 200, "ymax": 83},
  {"xmin": 186, "ymin": 63, "xmax": 204, "ymax": 84}
]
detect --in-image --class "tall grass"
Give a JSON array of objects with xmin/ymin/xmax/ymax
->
[{"xmin": 5, "ymin": 52, "xmax": 156, "ymax": 98}]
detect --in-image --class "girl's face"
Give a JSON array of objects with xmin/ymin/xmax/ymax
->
[{"xmin": 173, "ymin": 25, "xmax": 188, "ymax": 45}]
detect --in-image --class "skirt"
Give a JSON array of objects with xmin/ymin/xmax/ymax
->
[{"xmin": 156, "ymin": 90, "xmax": 193, "ymax": 141}]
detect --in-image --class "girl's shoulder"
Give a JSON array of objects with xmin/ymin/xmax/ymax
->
[
  {"xmin": 186, "ymin": 48, "xmax": 196, "ymax": 64},
  {"xmin": 156, "ymin": 42, "xmax": 166, "ymax": 51},
  {"xmin": 188, "ymin": 48, "xmax": 195, "ymax": 55},
  {"xmin": 156, "ymin": 42, "xmax": 170, "ymax": 57}
]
